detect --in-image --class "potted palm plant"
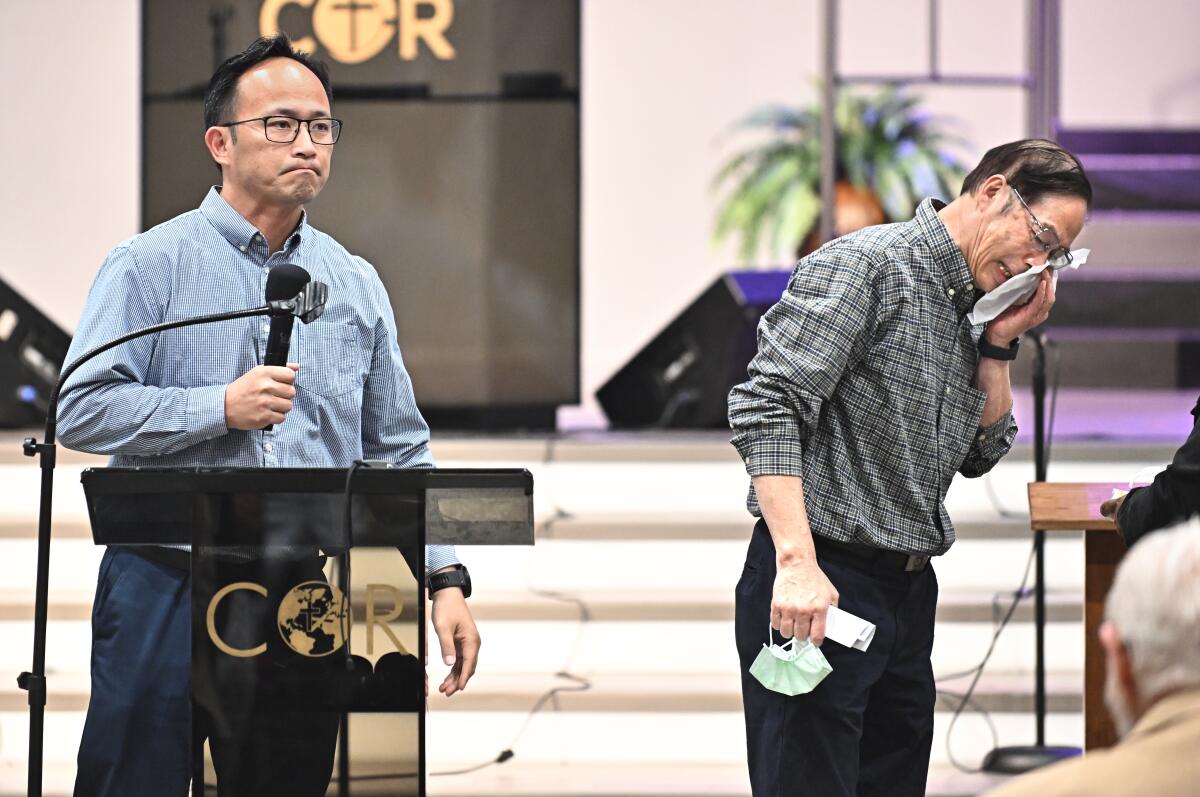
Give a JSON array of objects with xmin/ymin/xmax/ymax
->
[{"xmin": 713, "ymin": 86, "xmax": 969, "ymax": 265}]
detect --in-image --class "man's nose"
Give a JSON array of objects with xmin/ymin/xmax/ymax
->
[
  {"xmin": 293, "ymin": 122, "xmax": 318, "ymax": 153},
  {"xmin": 1024, "ymin": 243, "xmax": 1049, "ymax": 267}
]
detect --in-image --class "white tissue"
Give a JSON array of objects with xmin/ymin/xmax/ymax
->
[
  {"xmin": 824, "ymin": 605, "xmax": 876, "ymax": 652},
  {"xmin": 967, "ymin": 248, "xmax": 1089, "ymax": 326}
]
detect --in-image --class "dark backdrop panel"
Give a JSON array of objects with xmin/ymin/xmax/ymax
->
[
  {"xmin": 143, "ymin": 0, "xmax": 580, "ymax": 418},
  {"xmin": 143, "ymin": 100, "xmax": 578, "ymax": 406},
  {"xmin": 308, "ymin": 101, "xmax": 579, "ymax": 405}
]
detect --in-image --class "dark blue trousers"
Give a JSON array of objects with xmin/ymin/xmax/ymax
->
[
  {"xmin": 736, "ymin": 520, "xmax": 938, "ymax": 797},
  {"xmin": 74, "ymin": 548, "xmax": 338, "ymax": 797}
]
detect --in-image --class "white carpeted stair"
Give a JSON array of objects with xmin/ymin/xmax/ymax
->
[{"xmin": 0, "ymin": 432, "xmax": 1179, "ymax": 796}]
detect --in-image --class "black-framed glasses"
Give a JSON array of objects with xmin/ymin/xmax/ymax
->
[
  {"xmin": 1011, "ymin": 187, "xmax": 1071, "ymax": 266},
  {"xmin": 223, "ymin": 115, "xmax": 342, "ymax": 145}
]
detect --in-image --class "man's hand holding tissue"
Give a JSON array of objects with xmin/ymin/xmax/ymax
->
[
  {"xmin": 984, "ymin": 268, "xmax": 1056, "ymax": 346},
  {"xmin": 756, "ymin": 474, "xmax": 841, "ymax": 645},
  {"xmin": 773, "ymin": 558, "xmax": 840, "ymax": 646}
]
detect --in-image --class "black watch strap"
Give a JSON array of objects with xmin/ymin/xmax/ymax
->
[
  {"xmin": 427, "ymin": 565, "xmax": 471, "ymax": 599},
  {"xmin": 978, "ymin": 334, "xmax": 1020, "ymax": 361}
]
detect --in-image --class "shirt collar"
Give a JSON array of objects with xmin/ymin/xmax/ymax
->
[
  {"xmin": 914, "ymin": 198, "xmax": 978, "ymax": 316},
  {"xmin": 1123, "ymin": 688, "xmax": 1200, "ymax": 744},
  {"xmin": 200, "ymin": 186, "xmax": 308, "ymax": 260}
]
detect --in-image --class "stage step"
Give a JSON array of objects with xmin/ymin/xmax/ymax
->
[
  {"xmin": 1057, "ymin": 129, "xmax": 1200, "ymax": 212},
  {"xmin": 0, "ymin": 706, "xmax": 1083, "ymax": 776},
  {"xmin": 0, "ymin": 668, "xmax": 1085, "ymax": 716},
  {"xmin": 1008, "ymin": 263, "xmax": 1200, "ymax": 389},
  {"xmin": 0, "ymin": 583, "xmax": 1085, "ymax": 625},
  {"xmin": 1009, "ymin": 328, "xmax": 1200, "ymax": 388},
  {"xmin": 0, "ymin": 760, "xmax": 1034, "ymax": 797},
  {"xmin": 1072, "ymin": 210, "xmax": 1200, "ymax": 268},
  {"xmin": 0, "ymin": 432, "xmax": 1170, "ymax": 794}
]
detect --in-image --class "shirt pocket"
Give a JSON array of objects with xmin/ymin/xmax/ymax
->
[{"xmin": 296, "ymin": 321, "xmax": 368, "ymax": 398}]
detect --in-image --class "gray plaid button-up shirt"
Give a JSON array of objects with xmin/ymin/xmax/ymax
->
[{"xmin": 728, "ymin": 198, "xmax": 1017, "ymax": 556}]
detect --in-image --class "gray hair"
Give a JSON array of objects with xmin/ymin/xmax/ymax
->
[{"xmin": 1105, "ymin": 517, "xmax": 1200, "ymax": 700}]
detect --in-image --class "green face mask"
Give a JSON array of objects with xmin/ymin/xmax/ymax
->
[{"xmin": 749, "ymin": 624, "xmax": 833, "ymax": 696}]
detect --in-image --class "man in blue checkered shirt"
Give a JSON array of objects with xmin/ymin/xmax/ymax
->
[
  {"xmin": 59, "ymin": 36, "xmax": 477, "ymax": 797},
  {"xmin": 730, "ymin": 140, "xmax": 1093, "ymax": 796}
]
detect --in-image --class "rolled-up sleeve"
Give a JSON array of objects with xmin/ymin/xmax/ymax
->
[
  {"xmin": 728, "ymin": 246, "xmax": 884, "ymax": 477},
  {"xmin": 959, "ymin": 411, "xmax": 1018, "ymax": 478}
]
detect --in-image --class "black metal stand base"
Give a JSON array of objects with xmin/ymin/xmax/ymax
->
[{"xmin": 982, "ymin": 744, "xmax": 1080, "ymax": 774}]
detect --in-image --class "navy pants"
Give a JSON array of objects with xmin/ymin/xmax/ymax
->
[
  {"xmin": 75, "ymin": 548, "xmax": 338, "ymax": 797},
  {"xmin": 736, "ymin": 520, "xmax": 938, "ymax": 797}
]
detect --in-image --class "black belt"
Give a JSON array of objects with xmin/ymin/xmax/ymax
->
[
  {"xmin": 813, "ymin": 535, "xmax": 931, "ymax": 572},
  {"xmin": 131, "ymin": 546, "xmax": 190, "ymax": 571},
  {"xmin": 129, "ymin": 546, "xmax": 326, "ymax": 571}
]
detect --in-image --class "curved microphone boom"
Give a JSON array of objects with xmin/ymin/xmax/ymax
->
[{"xmin": 18, "ymin": 280, "xmax": 327, "ymax": 797}]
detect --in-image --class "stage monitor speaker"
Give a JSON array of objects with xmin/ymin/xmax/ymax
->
[
  {"xmin": 597, "ymin": 270, "xmax": 789, "ymax": 429},
  {"xmin": 0, "ymin": 278, "xmax": 72, "ymax": 428}
]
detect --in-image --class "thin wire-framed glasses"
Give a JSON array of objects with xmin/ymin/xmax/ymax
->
[
  {"xmin": 1011, "ymin": 187, "xmax": 1071, "ymax": 267},
  {"xmin": 223, "ymin": 115, "xmax": 342, "ymax": 145}
]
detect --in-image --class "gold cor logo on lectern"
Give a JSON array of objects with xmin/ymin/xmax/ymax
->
[
  {"xmin": 206, "ymin": 580, "xmax": 410, "ymax": 659},
  {"xmin": 276, "ymin": 580, "xmax": 348, "ymax": 656},
  {"xmin": 259, "ymin": 0, "xmax": 457, "ymax": 64}
]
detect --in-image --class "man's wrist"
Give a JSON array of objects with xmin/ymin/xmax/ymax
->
[
  {"xmin": 427, "ymin": 564, "xmax": 471, "ymax": 598},
  {"xmin": 978, "ymin": 332, "xmax": 1020, "ymax": 361},
  {"xmin": 776, "ymin": 543, "xmax": 816, "ymax": 569}
]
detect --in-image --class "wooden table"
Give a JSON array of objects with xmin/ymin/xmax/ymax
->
[{"xmin": 1027, "ymin": 482, "xmax": 1127, "ymax": 751}]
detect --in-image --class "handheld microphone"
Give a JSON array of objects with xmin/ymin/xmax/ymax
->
[
  {"xmin": 263, "ymin": 265, "xmax": 311, "ymax": 432},
  {"xmin": 264, "ymin": 265, "xmax": 312, "ymax": 367}
]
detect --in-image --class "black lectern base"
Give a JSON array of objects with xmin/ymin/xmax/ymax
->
[{"xmin": 981, "ymin": 744, "xmax": 1081, "ymax": 774}]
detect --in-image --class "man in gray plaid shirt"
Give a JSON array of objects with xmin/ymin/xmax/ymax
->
[{"xmin": 730, "ymin": 140, "xmax": 1092, "ymax": 796}]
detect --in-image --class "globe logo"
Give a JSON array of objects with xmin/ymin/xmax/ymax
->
[{"xmin": 277, "ymin": 581, "xmax": 349, "ymax": 657}]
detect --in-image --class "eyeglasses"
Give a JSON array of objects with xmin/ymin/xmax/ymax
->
[
  {"xmin": 223, "ymin": 115, "xmax": 342, "ymax": 145},
  {"xmin": 1011, "ymin": 187, "xmax": 1071, "ymax": 267}
]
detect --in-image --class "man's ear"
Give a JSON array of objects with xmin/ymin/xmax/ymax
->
[
  {"xmin": 1100, "ymin": 621, "xmax": 1140, "ymax": 708},
  {"xmin": 975, "ymin": 174, "xmax": 1008, "ymax": 212},
  {"xmin": 204, "ymin": 126, "xmax": 233, "ymax": 172}
]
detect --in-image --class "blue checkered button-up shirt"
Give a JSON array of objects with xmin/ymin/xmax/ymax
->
[
  {"xmin": 729, "ymin": 199, "xmax": 1017, "ymax": 556},
  {"xmin": 59, "ymin": 187, "xmax": 458, "ymax": 573}
]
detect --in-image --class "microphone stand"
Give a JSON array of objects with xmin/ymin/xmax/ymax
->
[
  {"xmin": 982, "ymin": 330, "xmax": 1080, "ymax": 773},
  {"xmin": 17, "ymin": 285, "xmax": 326, "ymax": 797}
]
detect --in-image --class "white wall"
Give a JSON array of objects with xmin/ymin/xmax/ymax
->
[
  {"xmin": 580, "ymin": 0, "xmax": 813, "ymax": 421},
  {"xmin": 2, "ymin": 0, "xmax": 1199, "ymax": 422},
  {"xmin": 1062, "ymin": 0, "xmax": 1200, "ymax": 127},
  {"xmin": 0, "ymin": 0, "xmax": 141, "ymax": 332}
]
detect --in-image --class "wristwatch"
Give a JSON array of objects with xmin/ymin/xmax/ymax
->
[
  {"xmin": 978, "ymin": 334, "xmax": 1020, "ymax": 361},
  {"xmin": 427, "ymin": 564, "xmax": 472, "ymax": 598}
]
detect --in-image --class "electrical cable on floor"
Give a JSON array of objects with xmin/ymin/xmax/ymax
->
[
  {"xmin": 500, "ymin": 501, "xmax": 594, "ymax": 746},
  {"xmin": 937, "ymin": 687, "xmax": 1000, "ymax": 770},
  {"xmin": 415, "ymin": 435, "xmax": 596, "ymax": 779},
  {"xmin": 911, "ymin": 333, "xmax": 1064, "ymax": 774},
  {"xmin": 315, "ymin": 435, "xmax": 594, "ymax": 784},
  {"xmin": 936, "ymin": 540, "xmax": 1037, "ymax": 773}
]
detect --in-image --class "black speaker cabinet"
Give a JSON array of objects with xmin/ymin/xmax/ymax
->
[
  {"xmin": 0, "ymin": 278, "xmax": 72, "ymax": 428},
  {"xmin": 597, "ymin": 270, "xmax": 789, "ymax": 429}
]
